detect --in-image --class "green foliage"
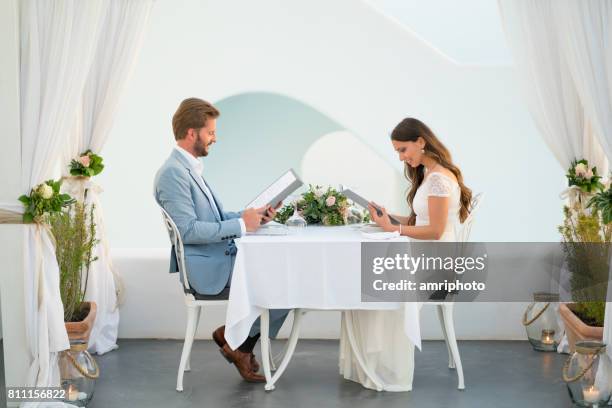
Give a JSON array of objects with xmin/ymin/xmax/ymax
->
[
  {"xmin": 588, "ymin": 187, "xmax": 612, "ymax": 225},
  {"xmin": 69, "ymin": 150, "xmax": 104, "ymax": 177},
  {"xmin": 559, "ymin": 204, "xmax": 610, "ymax": 328},
  {"xmin": 572, "ymin": 302, "xmax": 605, "ymax": 327},
  {"xmin": 274, "ymin": 185, "xmax": 365, "ymax": 226},
  {"xmin": 566, "ymin": 159, "xmax": 604, "ymax": 193},
  {"xmin": 18, "ymin": 180, "xmax": 75, "ymax": 223},
  {"xmin": 50, "ymin": 202, "xmax": 99, "ymax": 322},
  {"xmin": 274, "ymin": 204, "xmax": 295, "ymax": 225}
]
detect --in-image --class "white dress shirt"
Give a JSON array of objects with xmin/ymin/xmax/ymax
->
[{"xmin": 174, "ymin": 146, "xmax": 246, "ymax": 235}]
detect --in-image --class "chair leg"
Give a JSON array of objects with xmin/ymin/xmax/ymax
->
[
  {"xmin": 269, "ymin": 341, "xmax": 277, "ymax": 371},
  {"xmin": 436, "ymin": 304, "xmax": 454, "ymax": 369},
  {"xmin": 177, "ymin": 305, "xmax": 197, "ymax": 392},
  {"xmin": 442, "ymin": 304, "xmax": 465, "ymax": 390},
  {"xmin": 185, "ymin": 306, "xmax": 202, "ymax": 372}
]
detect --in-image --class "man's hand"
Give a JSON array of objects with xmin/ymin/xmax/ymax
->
[
  {"xmin": 242, "ymin": 208, "xmax": 263, "ymax": 232},
  {"xmin": 258, "ymin": 201, "xmax": 282, "ymax": 225}
]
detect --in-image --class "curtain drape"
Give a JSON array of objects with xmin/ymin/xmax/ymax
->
[
  {"xmin": 0, "ymin": 2, "xmax": 153, "ymax": 405},
  {"xmin": 62, "ymin": 0, "xmax": 154, "ymax": 355},
  {"xmin": 499, "ymin": 0, "xmax": 612, "ymax": 377},
  {"xmin": 498, "ymin": 0, "xmax": 607, "ymax": 172},
  {"xmin": 17, "ymin": 0, "xmax": 104, "ymax": 404},
  {"xmin": 554, "ymin": 0, "xmax": 612, "ymax": 372}
]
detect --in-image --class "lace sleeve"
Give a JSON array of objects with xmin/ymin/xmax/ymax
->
[{"xmin": 427, "ymin": 173, "xmax": 452, "ymax": 197}]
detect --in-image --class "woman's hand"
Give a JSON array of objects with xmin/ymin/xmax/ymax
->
[{"xmin": 368, "ymin": 202, "xmax": 394, "ymax": 232}]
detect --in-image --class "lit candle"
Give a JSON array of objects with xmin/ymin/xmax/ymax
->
[
  {"xmin": 541, "ymin": 329, "xmax": 555, "ymax": 345},
  {"xmin": 583, "ymin": 385, "xmax": 600, "ymax": 403},
  {"xmin": 66, "ymin": 384, "xmax": 78, "ymax": 401}
]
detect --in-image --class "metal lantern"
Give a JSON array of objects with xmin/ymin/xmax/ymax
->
[
  {"xmin": 564, "ymin": 341, "xmax": 612, "ymax": 407},
  {"xmin": 522, "ymin": 292, "xmax": 562, "ymax": 351},
  {"xmin": 59, "ymin": 341, "xmax": 99, "ymax": 406}
]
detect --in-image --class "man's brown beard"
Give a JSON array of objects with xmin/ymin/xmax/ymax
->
[{"xmin": 194, "ymin": 137, "xmax": 209, "ymax": 157}]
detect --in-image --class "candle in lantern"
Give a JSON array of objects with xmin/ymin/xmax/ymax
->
[
  {"xmin": 541, "ymin": 329, "xmax": 555, "ymax": 345},
  {"xmin": 583, "ymin": 385, "xmax": 600, "ymax": 403},
  {"xmin": 66, "ymin": 384, "xmax": 79, "ymax": 401}
]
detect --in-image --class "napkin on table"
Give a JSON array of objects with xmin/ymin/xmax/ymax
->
[{"xmin": 361, "ymin": 231, "xmax": 401, "ymax": 240}]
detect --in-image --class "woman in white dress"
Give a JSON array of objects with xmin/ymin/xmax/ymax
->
[{"xmin": 339, "ymin": 117, "xmax": 472, "ymax": 391}]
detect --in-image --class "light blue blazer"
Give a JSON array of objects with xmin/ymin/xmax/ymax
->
[{"xmin": 154, "ymin": 149, "xmax": 243, "ymax": 295}]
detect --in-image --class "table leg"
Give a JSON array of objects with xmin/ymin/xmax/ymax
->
[
  {"xmin": 342, "ymin": 311, "xmax": 385, "ymax": 391},
  {"xmin": 260, "ymin": 309, "xmax": 275, "ymax": 391},
  {"xmin": 260, "ymin": 308, "xmax": 304, "ymax": 391}
]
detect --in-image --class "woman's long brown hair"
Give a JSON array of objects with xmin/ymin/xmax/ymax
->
[{"xmin": 391, "ymin": 118, "xmax": 472, "ymax": 226}]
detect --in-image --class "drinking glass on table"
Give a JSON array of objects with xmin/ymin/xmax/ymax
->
[{"xmin": 285, "ymin": 193, "xmax": 307, "ymax": 228}]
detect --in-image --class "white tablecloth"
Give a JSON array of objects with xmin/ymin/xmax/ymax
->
[{"xmin": 224, "ymin": 225, "xmax": 421, "ymax": 350}]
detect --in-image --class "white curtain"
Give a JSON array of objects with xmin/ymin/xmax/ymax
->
[
  {"xmin": 16, "ymin": 0, "xmax": 104, "ymax": 404},
  {"xmin": 558, "ymin": 0, "xmax": 612, "ymax": 163},
  {"xmin": 554, "ymin": 0, "xmax": 612, "ymax": 370},
  {"xmin": 62, "ymin": 0, "xmax": 154, "ymax": 355},
  {"xmin": 499, "ymin": 0, "xmax": 612, "ymax": 379},
  {"xmin": 498, "ymin": 0, "xmax": 607, "ymax": 172}
]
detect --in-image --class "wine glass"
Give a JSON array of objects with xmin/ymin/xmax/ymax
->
[{"xmin": 285, "ymin": 194, "xmax": 307, "ymax": 228}]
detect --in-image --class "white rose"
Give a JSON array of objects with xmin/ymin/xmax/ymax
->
[
  {"xmin": 37, "ymin": 183, "xmax": 53, "ymax": 199},
  {"xmin": 584, "ymin": 168, "xmax": 594, "ymax": 180},
  {"xmin": 314, "ymin": 187, "xmax": 325, "ymax": 198},
  {"xmin": 326, "ymin": 196, "xmax": 336, "ymax": 207},
  {"xmin": 575, "ymin": 163, "xmax": 587, "ymax": 177}
]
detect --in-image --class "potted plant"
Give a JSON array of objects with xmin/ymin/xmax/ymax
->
[
  {"xmin": 50, "ymin": 201, "xmax": 99, "ymax": 341},
  {"xmin": 50, "ymin": 201, "xmax": 100, "ymax": 406},
  {"xmin": 558, "ymin": 197, "xmax": 611, "ymax": 351}
]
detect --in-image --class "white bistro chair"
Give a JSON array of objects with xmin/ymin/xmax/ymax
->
[
  {"xmin": 421, "ymin": 192, "xmax": 484, "ymax": 390},
  {"xmin": 159, "ymin": 207, "xmax": 229, "ymax": 392}
]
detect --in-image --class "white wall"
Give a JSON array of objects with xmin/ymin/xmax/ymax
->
[
  {"xmin": 367, "ymin": 0, "xmax": 512, "ymax": 65},
  {"xmin": 96, "ymin": 0, "xmax": 563, "ymax": 341}
]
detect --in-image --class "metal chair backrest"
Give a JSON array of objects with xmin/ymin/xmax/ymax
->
[{"xmin": 160, "ymin": 207, "xmax": 190, "ymax": 292}]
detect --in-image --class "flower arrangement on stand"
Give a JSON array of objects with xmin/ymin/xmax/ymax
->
[{"xmin": 275, "ymin": 185, "xmax": 370, "ymax": 226}]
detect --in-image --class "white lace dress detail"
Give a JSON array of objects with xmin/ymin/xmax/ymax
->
[
  {"xmin": 427, "ymin": 173, "xmax": 453, "ymax": 197},
  {"xmin": 413, "ymin": 172, "xmax": 461, "ymax": 241}
]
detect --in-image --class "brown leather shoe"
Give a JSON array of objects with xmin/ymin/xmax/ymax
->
[
  {"xmin": 212, "ymin": 326, "xmax": 225, "ymax": 348},
  {"xmin": 250, "ymin": 353, "xmax": 261, "ymax": 373},
  {"xmin": 213, "ymin": 326, "xmax": 260, "ymax": 373},
  {"xmin": 219, "ymin": 344, "xmax": 265, "ymax": 383}
]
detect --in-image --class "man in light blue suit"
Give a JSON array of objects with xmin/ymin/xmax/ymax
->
[{"xmin": 154, "ymin": 98, "xmax": 288, "ymax": 383}]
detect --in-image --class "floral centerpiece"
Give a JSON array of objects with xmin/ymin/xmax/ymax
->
[
  {"xmin": 69, "ymin": 150, "xmax": 104, "ymax": 177},
  {"xmin": 18, "ymin": 180, "xmax": 76, "ymax": 223},
  {"xmin": 275, "ymin": 185, "xmax": 369, "ymax": 226}
]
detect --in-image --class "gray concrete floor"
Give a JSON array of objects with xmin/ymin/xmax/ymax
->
[{"xmin": 83, "ymin": 339, "xmax": 572, "ymax": 408}]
